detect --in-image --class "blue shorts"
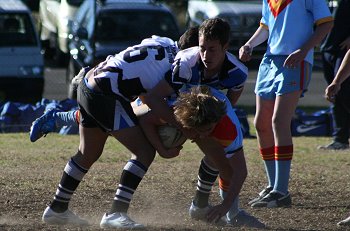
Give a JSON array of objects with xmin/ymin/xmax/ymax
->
[{"xmin": 255, "ymin": 55, "xmax": 312, "ymax": 100}]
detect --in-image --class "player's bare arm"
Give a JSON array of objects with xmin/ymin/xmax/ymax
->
[
  {"xmin": 208, "ymin": 148, "xmax": 247, "ymax": 223},
  {"xmin": 239, "ymin": 26, "xmax": 269, "ymax": 62},
  {"xmin": 195, "ymin": 137, "xmax": 247, "ymax": 223},
  {"xmin": 325, "ymin": 49, "xmax": 350, "ymax": 102},
  {"xmin": 143, "ymin": 80, "xmax": 190, "ymax": 136}
]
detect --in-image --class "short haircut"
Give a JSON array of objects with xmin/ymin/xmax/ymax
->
[
  {"xmin": 177, "ymin": 26, "xmax": 199, "ymax": 50},
  {"xmin": 199, "ymin": 18, "xmax": 231, "ymax": 46},
  {"xmin": 174, "ymin": 86, "xmax": 227, "ymax": 129}
]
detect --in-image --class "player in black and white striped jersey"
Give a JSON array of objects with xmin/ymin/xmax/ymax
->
[
  {"xmin": 40, "ymin": 34, "xmax": 199, "ymax": 229},
  {"xmin": 29, "ymin": 27, "xmax": 200, "ymax": 142}
]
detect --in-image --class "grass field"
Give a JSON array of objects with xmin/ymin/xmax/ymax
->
[{"xmin": 0, "ymin": 132, "xmax": 350, "ymax": 231}]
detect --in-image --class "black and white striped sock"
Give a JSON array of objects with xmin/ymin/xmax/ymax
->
[
  {"xmin": 193, "ymin": 158, "xmax": 219, "ymax": 208},
  {"xmin": 110, "ymin": 160, "xmax": 147, "ymax": 214},
  {"xmin": 50, "ymin": 157, "xmax": 88, "ymax": 213}
]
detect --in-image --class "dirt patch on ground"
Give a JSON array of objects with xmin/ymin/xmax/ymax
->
[{"xmin": 0, "ymin": 134, "xmax": 350, "ymax": 230}]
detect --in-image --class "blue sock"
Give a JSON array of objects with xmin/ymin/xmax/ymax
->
[
  {"xmin": 274, "ymin": 145, "xmax": 293, "ymax": 194},
  {"xmin": 260, "ymin": 146, "xmax": 275, "ymax": 188},
  {"xmin": 55, "ymin": 110, "xmax": 79, "ymax": 128},
  {"xmin": 263, "ymin": 160, "xmax": 275, "ymax": 188},
  {"xmin": 274, "ymin": 160, "xmax": 291, "ymax": 194},
  {"xmin": 220, "ymin": 189, "xmax": 240, "ymax": 222}
]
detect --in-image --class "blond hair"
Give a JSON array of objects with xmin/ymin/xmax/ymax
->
[{"xmin": 174, "ymin": 86, "xmax": 226, "ymax": 129}]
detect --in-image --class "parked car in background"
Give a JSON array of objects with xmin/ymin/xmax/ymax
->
[
  {"xmin": 66, "ymin": 0, "xmax": 180, "ymax": 98},
  {"xmin": 21, "ymin": 0, "xmax": 40, "ymax": 12},
  {"xmin": 0, "ymin": 0, "xmax": 44, "ymax": 103},
  {"xmin": 187, "ymin": 0, "xmax": 265, "ymax": 58},
  {"xmin": 38, "ymin": 0, "xmax": 84, "ymax": 65}
]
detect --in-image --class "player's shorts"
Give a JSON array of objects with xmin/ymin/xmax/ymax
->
[
  {"xmin": 77, "ymin": 78, "xmax": 138, "ymax": 132},
  {"xmin": 255, "ymin": 55, "xmax": 312, "ymax": 100}
]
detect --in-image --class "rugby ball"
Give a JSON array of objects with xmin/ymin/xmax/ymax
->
[{"xmin": 158, "ymin": 125, "xmax": 186, "ymax": 148}]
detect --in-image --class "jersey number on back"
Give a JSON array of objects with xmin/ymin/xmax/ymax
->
[{"xmin": 123, "ymin": 45, "xmax": 165, "ymax": 63}]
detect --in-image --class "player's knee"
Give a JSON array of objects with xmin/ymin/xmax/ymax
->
[
  {"xmin": 73, "ymin": 150, "xmax": 100, "ymax": 168},
  {"xmin": 272, "ymin": 116, "xmax": 290, "ymax": 132},
  {"xmin": 131, "ymin": 152, "xmax": 156, "ymax": 168},
  {"xmin": 254, "ymin": 120, "xmax": 270, "ymax": 134}
]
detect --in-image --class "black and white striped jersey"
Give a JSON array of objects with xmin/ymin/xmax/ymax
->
[{"xmin": 91, "ymin": 36, "xmax": 178, "ymax": 101}]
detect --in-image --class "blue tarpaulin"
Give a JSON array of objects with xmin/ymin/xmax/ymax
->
[
  {"xmin": 0, "ymin": 98, "xmax": 78, "ymax": 134},
  {"xmin": 1, "ymin": 98, "xmax": 332, "ymax": 137}
]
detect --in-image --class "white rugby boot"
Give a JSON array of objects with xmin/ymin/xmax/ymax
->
[
  {"xmin": 100, "ymin": 212, "xmax": 144, "ymax": 229},
  {"xmin": 189, "ymin": 201, "xmax": 226, "ymax": 225},
  {"xmin": 42, "ymin": 206, "xmax": 89, "ymax": 226},
  {"xmin": 189, "ymin": 201, "xmax": 211, "ymax": 221}
]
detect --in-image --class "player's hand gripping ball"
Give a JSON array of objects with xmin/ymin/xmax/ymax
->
[{"xmin": 158, "ymin": 125, "xmax": 186, "ymax": 148}]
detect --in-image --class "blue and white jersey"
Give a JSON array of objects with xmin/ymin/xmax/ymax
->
[
  {"xmin": 91, "ymin": 36, "xmax": 178, "ymax": 101},
  {"xmin": 167, "ymin": 47, "xmax": 248, "ymax": 92}
]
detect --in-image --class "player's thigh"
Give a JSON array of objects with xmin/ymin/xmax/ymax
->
[
  {"xmin": 274, "ymin": 90, "xmax": 302, "ymax": 127},
  {"xmin": 196, "ymin": 138, "xmax": 232, "ymax": 177},
  {"xmin": 111, "ymin": 126, "xmax": 156, "ymax": 167},
  {"xmin": 76, "ymin": 125, "xmax": 109, "ymax": 168},
  {"xmin": 273, "ymin": 91, "xmax": 301, "ymax": 145}
]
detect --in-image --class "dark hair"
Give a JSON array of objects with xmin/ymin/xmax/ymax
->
[
  {"xmin": 199, "ymin": 18, "xmax": 230, "ymax": 46},
  {"xmin": 177, "ymin": 26, "xmax": 199, "ymax": 50}
]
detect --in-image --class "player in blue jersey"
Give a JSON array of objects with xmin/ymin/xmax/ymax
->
[
  {"xmin": 239, "ymin": 0, "xmax": 333, "ymax": 208},
  {"xmin": 170, "ymin": 26, "xmax": 247, "ymax": 105}
]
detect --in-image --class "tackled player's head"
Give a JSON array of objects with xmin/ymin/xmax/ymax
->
[
  {"xmin": 173, "ymin": 86, "xmax": 226, "ymax": 135},
  {"xmin": 199, "ymin": 18, "xmax": 230, "ymax": 47},
  {"xmin": 177, "ymin": 26, "xmax": 199, "ymax": 50}
]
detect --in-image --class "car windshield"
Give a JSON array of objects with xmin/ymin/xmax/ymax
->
[
  {"xmin": 95, "ymin": 11, "xmax": 179, "ymax": 42},
  {"xmin": 0, "ymin": 13, "xmax": 37, "ymax": 47},
  {"xmin": 67, "ymin": 0, "xmax": 84, "ymax": 7}
]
